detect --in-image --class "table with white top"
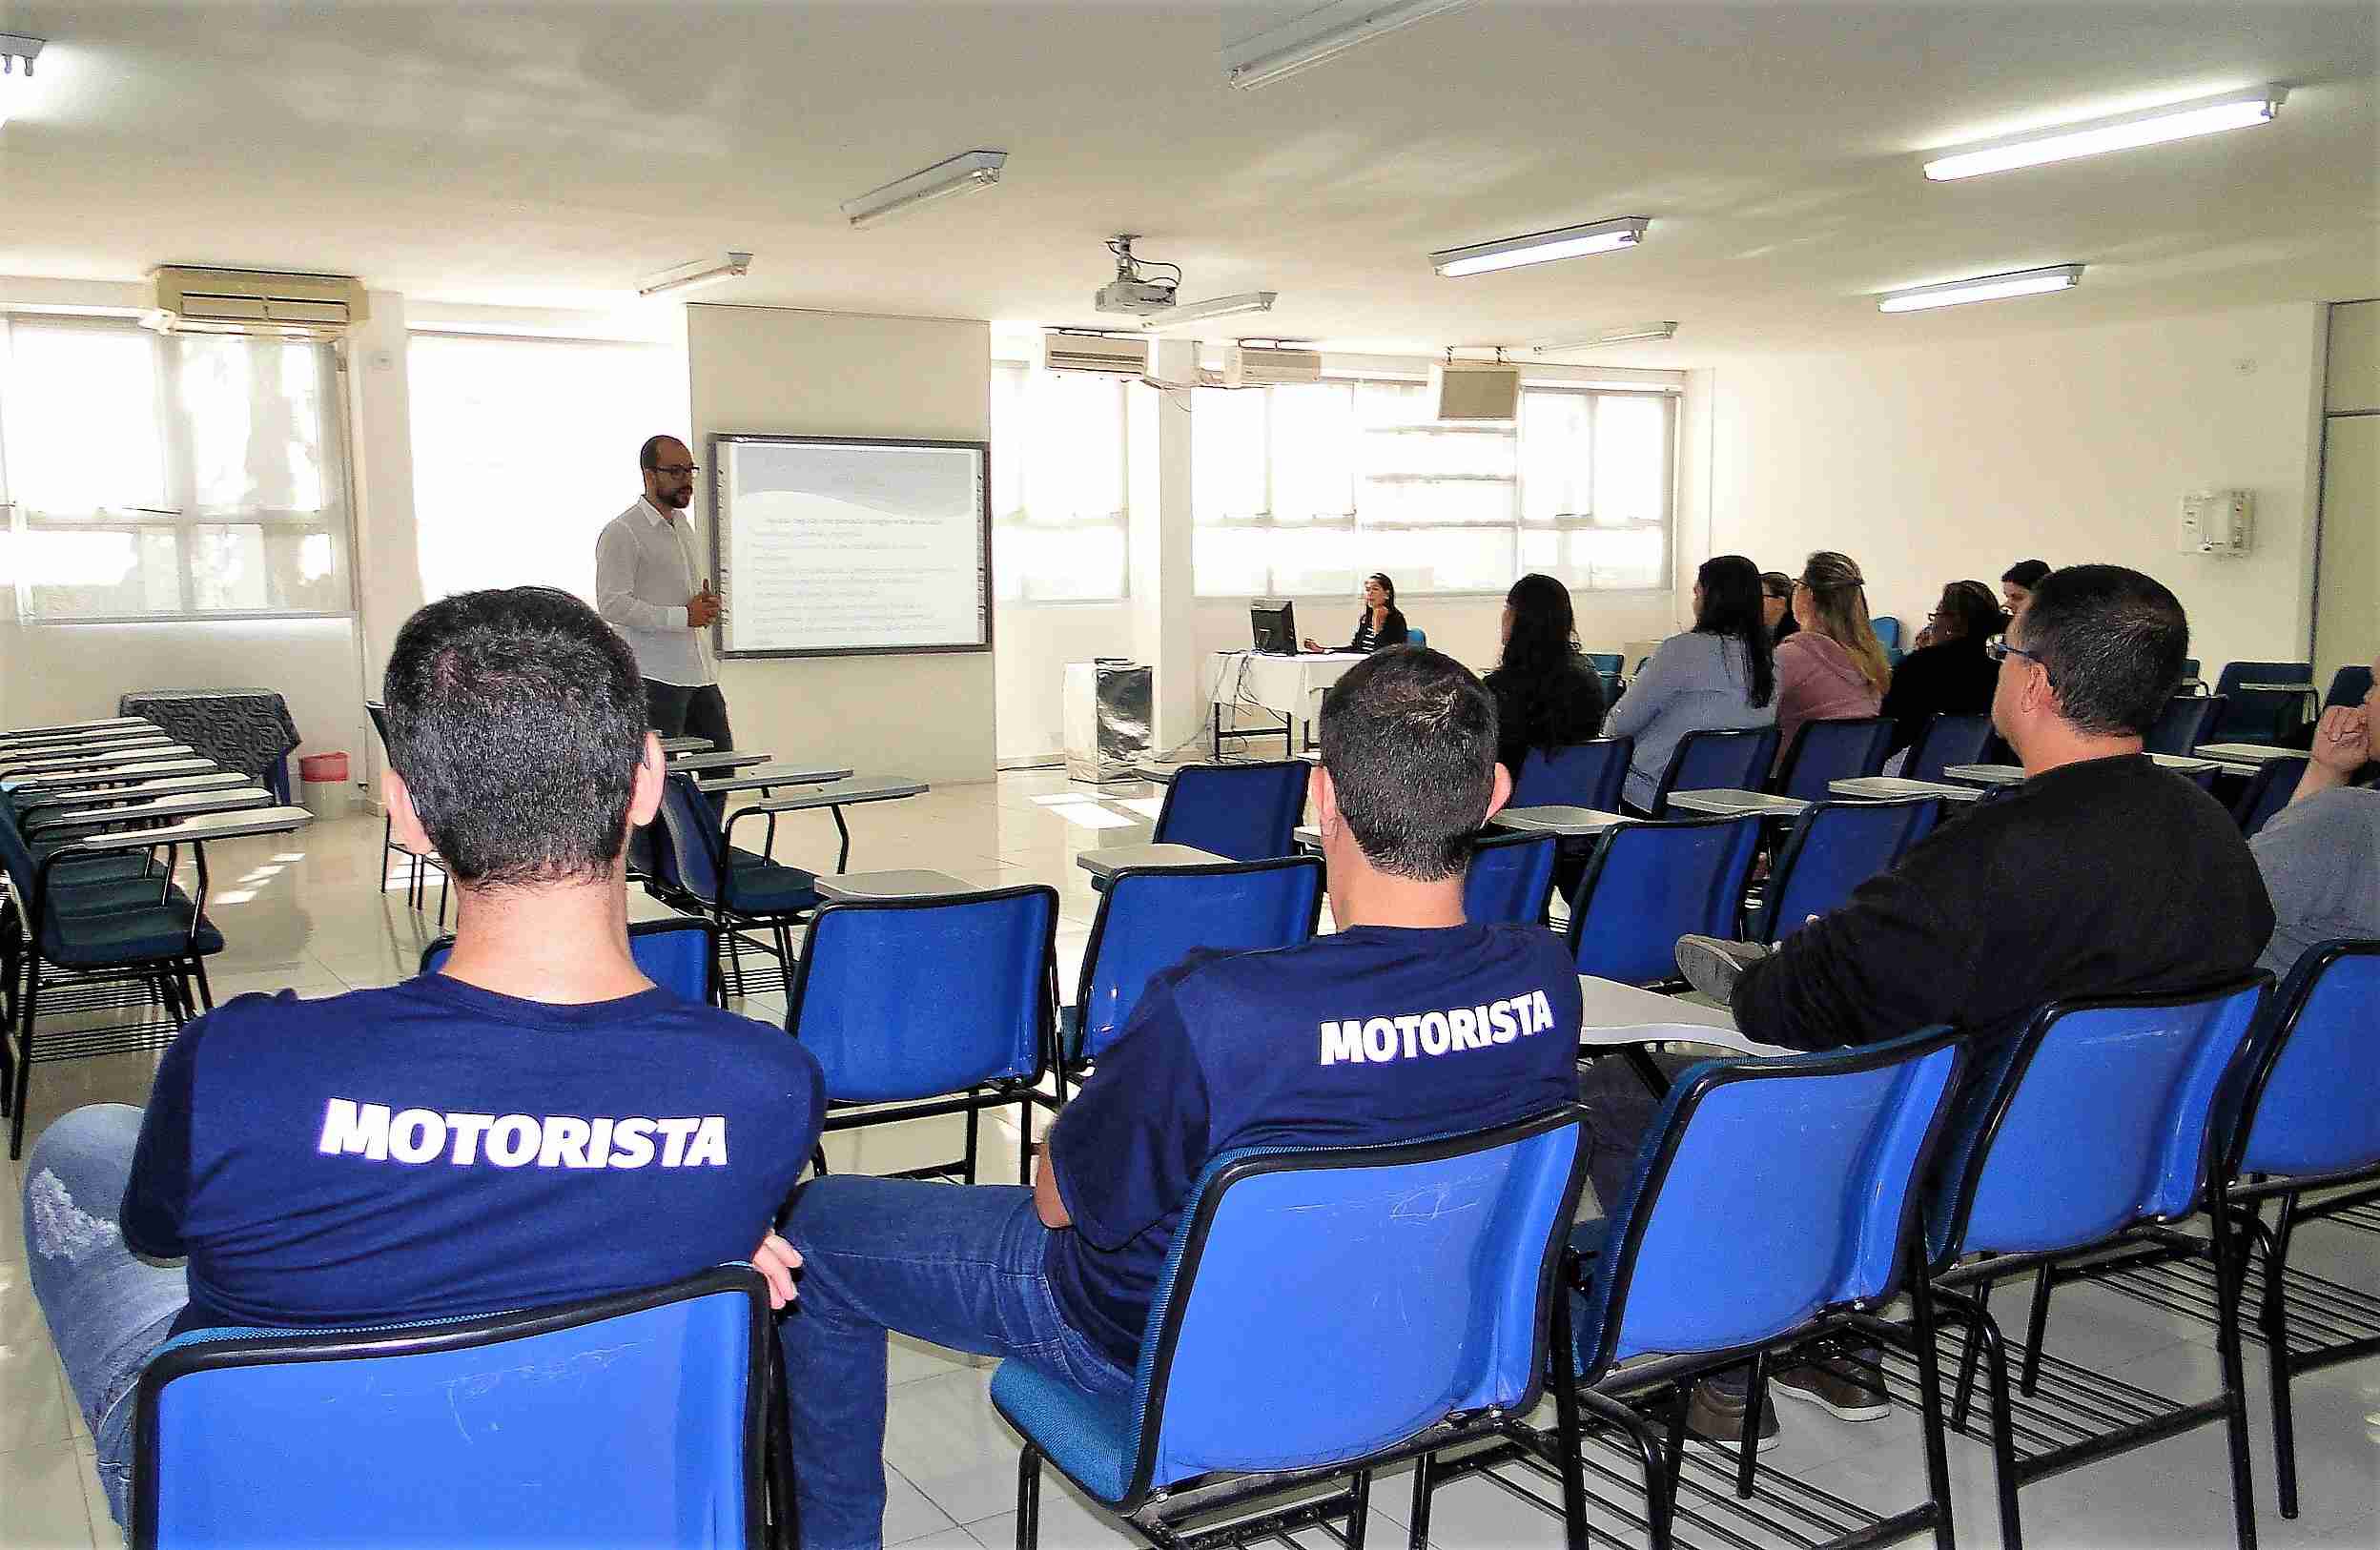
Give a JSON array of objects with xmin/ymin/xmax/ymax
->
[
  {"xmin": 695, "ymin": 764, "xmax": 855, "ymax": 796},
  {"xmin": 1076, "ymin": 842, "xmax": 1228, "ymax": 883},
  {"xmin": 1491, "ymin": 805, "xmax": 1632, "ymax": 836},
  {"xmin": 1664, "ymin": 788, "xmax": 1809, "ymax": 818},
  {"xmin": 1829, "ymin": 776, "xmax": 1984, "ymax": 804},
  {"xmin": 2197, "ymin": 742, "xmax": 2306, "ymax": 770},
  {"xmin": 1, "ymin": 742, "xmax": 195, "ymax": 777},
  {"xmin": 815, "ymin": 868, "xmax": 978, "ymax": 902},
  {"xmin": 3, "ymin": 757, "xmax": 219, "ymax": 794},
  {"xmin": 722, "ymin": 777, "xmax": 928, "ymax": 873},
  {"xmin": 656, "ymin": 735, "xmax": 714, "ymax": 754},
  {"xmin": 667, "ymin": 748, "xmax": 773, "ymax": 775},
  {"xmin": 1576, "ymin": 974, "xmax": 1795, "ymax": 1059},
  {"xmin": 1210, "ymin": 649, "xmax": 1366, "ymax": 759}
]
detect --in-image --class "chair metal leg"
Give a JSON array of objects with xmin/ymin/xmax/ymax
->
[
  {"xmin": 2207, "ymin": 1198, "xmax": 2261, "ymax": 1550},
  {"xmin": 1016, "ymin": 1091, "xmax": 1035, "ymax": 1184},
  {"xmin": 1016, "ymin": 1444, "xmax": 1042, "ymax": 1550},
  {"xmin": 1547, "ymin": 1278, "xmax": 1593, "ymax": 1550},
  {"xmin": 2019, "ymin": 1262, "xmax": 2054, "ymax": 1397},
  {"xmin": 1958, "ymin": 1292, "xmax": 2025, "ymax": 1550},
  {"xmin": 1406, "ymin": 1452, "xmax": 1436, "ymax": 1550},
  {"xmin": 190, "ymin": 956, "xmax": 215, "ymax": 1012},
  {"xmin": 1344, "ymin": 1468, "xmax": 1372, "ymax": 1550},
  {"xmin": 1734, "ymin": 1353, "xmax": 1764, "ymax": 1499},
  {"xmin": 1949, "ymin": 1275, "xmax": 1994, "ymax": 1432},
  {"xmin": 2261, "ymin": 1194, "xmax": 2302, "ymax": 1519},
  {"xmin": 962, "ymin": 1097, "xmax": 982, "ymax": 1187},
  {"xmin": 10, "ymin": 963, "xmax": 37, "ymax": 1160},
  {"xmin": 1906, "ymin": 1266, "xmax": 1960, "ymax": 1550}
]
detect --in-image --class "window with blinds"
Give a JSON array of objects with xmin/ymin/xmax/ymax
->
[{"xmin": 990, "ymin": 362, "xmax": 1129, "ymax": 602}]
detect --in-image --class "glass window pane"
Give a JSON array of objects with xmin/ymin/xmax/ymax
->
[
  {"xmin": 14, "ymin": 528, "xmax": 181, "ymax": 615},
  {"xmin": 1577, "ymin": 526, "xmax": 1667, "ymax": 589},
  {"xmin": 990, "ymin": 363, "xmax": 1128, "ymax": 602},
  {"xmin": 1193, "ymin": 388, "xmax": 1266, "ymax": 522},
  {"xmin": 0, "ymin": 323, "xmax": 166, "ymax": 515},
  {"xmin": 178, "ymin": 336, "xmax": 335, "ymax": 515},
  {"xmin": 1520, "ymin": 390, "xmax": 1592, "ymax": 521},
  {"xmin": 1268, "ymin": 383, "xmax": 1355, "ymax": 523},
  {"xmin": 1593, "ymin": 396, "xmax": 1668, "ymax": 526}
]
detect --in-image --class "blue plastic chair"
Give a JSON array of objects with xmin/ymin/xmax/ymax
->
[
  {"xmin": 2145, "ymin": 693, "xmax": 2226, "ymax": 756},
  {"xmin": 789, "ymin": 885, "xmax": 1057, "ymax": 1184},
  {"xmin": 649, "ymin": 770, "xmax": 820, "ymax": 999},
  {"xmin": 2322, "ymin": 664, "xmax": 2371, "ymax": 711},
  {"xmin": 2214, "ymin": 941, "xmax": 2380, "ymax": 1520},
  {"xmin": 1566, "ymin": 815, "xmax": 1761, "ymax": 987},
  {"xmin": 1919, "ymin": 978, "xmax": 2270, "ymax": 1550},
  {"xmin": 1754, "ymin": 797, "xmax": 1939, "ymax": 945},
  {"xmin": 1405, "ymin": 626, "xmax": 1427, "ymax": 650},
  {"xmin": 2229, "ymin": 755, "xmax": 2308, "ymax": 836},
  {"xmin": 1771, "ymin": 716, "xmax": 1894, "ymax": 803},
  {"xmin": 1510, "ymin": 738, "xmax": 1632, "ymax": 811},
  {"xmin": 420, "ymin": 915, "xmax": 722, "ymax": 1006},
  {"xmin": 1061, "ymin": 856, "xmax": 1323, "ymax": 1091},
  {"xmin": 2216, "ymin": 661, "xmax": 2314, "ymax": 744},
  {"xmin": 131, "ymin": 1265, "xmax": 777, "ymax": 1549},
  {"xmin": 1467, "ymin": 1029, "xmax": 1970, "ymax": 1547},
  {"xmin": 1151, "ymin": 761, "xmax": 1309, "ymax": 862},
  {"xmin": 1903, "ymin": 713, "xmax": 1995, "ymax": 785},
  {"xmin": 1871, "ymin": 617, "xmax": 1902, "ymax": 652},
  {"xmin": 988, "ymin": 1107, "xmax": 1590, "ymax": 1549},
  {"xmin": 1583, "ymin": 652, "xmax": 1624, "ymax": 675},
  {"xmin": 1649, "ymin": 727, "xmax": 1780, "ymax": 817},
  {"xmin": 1465, "ymin": 829, "xmax": 1558, "ymax": 927}
]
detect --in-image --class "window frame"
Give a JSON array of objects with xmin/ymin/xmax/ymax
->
[
  {"xmin": 989, "ymin": 358, "xmax": 1133, "ymax": 605},
  {"xmin": 0, "ymin": 313, "xmax": 359, "ymax": 625},
  {"xmin": 1191, "ymin": 374, "xmax": 1677, "ymax": 600}
]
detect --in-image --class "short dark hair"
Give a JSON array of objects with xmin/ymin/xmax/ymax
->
[
  {"xmin": 1760, "ymin": 571, "xmax": 1793, "ymax": 602},
  {"xmin": 2015, "ymin": 564, "xmax": 2189, "ymax": 737},
  {"xmin": 382, "ymin": 587, "xmax": 648, "ymax": 887},
  {"xmin": 1936, "ymin": 580, "xmax": 2004, "ymax": 642},
  {"xmin": 1319, "ymin": 647, "xmax": 1498, "ymax": 882},
  {"xmin": 638, "ymin": 435, "xmax": 684, "ymax": 474},
  {"xmin": 2001, "ymin": 559, "xmax": 2051, "ymax": 590}
]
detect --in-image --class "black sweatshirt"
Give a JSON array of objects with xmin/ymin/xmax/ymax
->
[{"xmin": 1733, "ymin": 753, "xmax": 2274, "ymax": 1051}]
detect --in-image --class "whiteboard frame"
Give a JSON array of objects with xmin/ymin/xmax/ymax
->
[{"xmin": 708, "ymin": 432, "xmax": 995, "ymax": 660}]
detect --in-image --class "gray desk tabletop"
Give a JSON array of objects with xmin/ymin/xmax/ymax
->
[
  {"xmin": 657, "ymin": 735, "xmax": 714, "ymax": 754},
  {"xmin": 26, "ymin": 786, "xmax": 272, "ymax": 834},
  {"xmin": 1828, "ymin": 776, "xmax": 1982, "ymax": 803},
  {"xmin": 2197, "ymin": 742, "xmax": 2305, "ymax": 766},
  {"xmin": 697, "ymin": 764, "xmax": 854, "ymax": 795},
  {"xmin": 0, "ymin": 717, "xmax": 155, "ymax": 744},
  {"xmin": 1941, "ymin": 763, "xmax": 2024, "ymax": 787},
  {"xmin": 1665, "ymin": 787, "xmax": 1809, "ymax": 817},
  {"xmin": 1492, "ymin": 805, "xmax": 1631, "ymax": 835},
  {"xmin": 1077, "ymin": 842, "xmax": 1228, "ymax": 879},
  {"xmin": 815, "ymin": 868, "xmax": 979, "ymax": 901},
  {"xmin": 4, "ymin": 758, "xmax": 217, "ymax": 793},
  {"xmin": 4, "ymin": 743, "xmax": 194, "ymax": 774},
  {"xmin": 2240, "ymin": 682, "xmax": 2318, "ymax": 695},
  {"xmin": 2148, "ymin": 752, "xmax": 2219, "ymax": 775},
  {"xmin": 736, "ymin": 777, "xmax": 928, "ymax": 813},
  {"xmin": 666, "ymin": 749, "xmax": 773, "ymax": 774}
]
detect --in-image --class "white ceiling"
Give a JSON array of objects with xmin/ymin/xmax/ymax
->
[{"xmin": 1, "ymin": 2, "xmax": 2373, "ymax": 362}]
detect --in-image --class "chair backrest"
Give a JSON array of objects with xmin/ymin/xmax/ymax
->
[
  {"xmin": 1509, "ymin": 737, "xmax": 1632, "ymax": 811},
  {"xmin": 363, "ymin": 701, "xmax": 391, "ymax": 755},
  {"xmin": 2325, "ymin": 664, "xmax": 2372, "ymax": 710},
  {"xmin": 419, "ymin": 916, "xmax": 721, "ymax": 1005},
  {"xmin": 1652, "ymin": 726, "xmax": 1780, "ymax": 816},
  {"xmin": 1074, "ymin": 858, "xmax": 1323, "ymax": 1063},
  {"xmin": 133, "ymin": 1267, "xmax": 769, "ymax": 1549},
  {"xmin": 2180, "ymin": 657, "xmax": 2203, "ymax": 683},
  {"xmin": 2226, "ymin": 941, "xmax": 2380, "ymax": 1182},
  {"xmin": 1925, "ymin": 977, "xmax": 2268, "ymax": 1268},
  {"xmin": 652, "ymin": 771, "xmax": 728, "ymax": 901},
  {"xmin": 1405, "ymin": 626, "xmax": 1427, "ymax": 650},
  {"xmin": 2230, "ymin": 755, "xmax": 2308, "ymax": 837},
  {"xmin": 1583, "ymin": 652, "xmax": 1623, "ymax": 674},
  {"xmin": 1903, "ymin": 713, "xmax": 1995, "ymax": 785},
  {"xmin": 1566, "ymin": 815, "xmax": 1762, "ymax": 986},
  {"xmin": 1870, "ymin": 617, "xmax": 1901, "ymax": 651},
  {"xmin": 1576, "ymin": 1030, "xmax": 1966, "ymax": 1375},
  {"xmin": 1153, "ymin": 761, "xmax": 1309, "ymax": 861},
  {"xmin": 1464, "ymin": 830, "xmax": 1558, "ymax": 927},
  {"xmin": 2214, "ymin": 660, "xmax": 2312, "ymax": 744},
  {"xmin": 1126, "ymin": 1109, "xmax": 1587, "ymax": 1496},
  {"xmin": 1772, "ymin": 716, "xmax": 1895, "ymax": 802},
  {"xmin": 789, "ymin": 885, "xmax": 1057, "ymax": 1102},
  {"xmin": 2144, "ymin": 693, "xmax": 2226, "ymax": 756},
  {"xmin": 1754, "ymin": 798, "xmax": 1939, "ymax": 945}
]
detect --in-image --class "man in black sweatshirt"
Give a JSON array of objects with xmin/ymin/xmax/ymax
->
[{"xmin": 1582, "ymin": 563, "xmax": 2273, "ymax": 1445}]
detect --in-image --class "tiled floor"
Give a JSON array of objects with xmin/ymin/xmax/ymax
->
[{"xmin": 2, "ymin": 770, "xmax": 2374, "ymax": 1548}]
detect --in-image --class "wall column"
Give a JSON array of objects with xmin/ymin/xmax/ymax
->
[{"xmin": 1129, "ymin": 339, "xmax": 1201, "ymax": 755}]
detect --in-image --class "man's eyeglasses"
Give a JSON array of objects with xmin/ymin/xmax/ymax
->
[
  {"xmin": 655, "ymin": 463, "xmax": 700, "ymax": 478},
  {"xmin": 1984, "ymin": 634, "xmax": 2054, "ymax": 684}
]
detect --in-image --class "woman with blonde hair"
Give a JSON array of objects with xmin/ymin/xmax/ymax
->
[{"xmin": 1773, "ymin": 551, "xmax": 1892, "ymax": 765}]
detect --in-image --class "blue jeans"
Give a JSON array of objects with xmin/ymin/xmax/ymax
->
[
  {"xmin": 779, "ymin": 1176, "xmax": 1133, "ymax": 1550},
  {"xmin": 19, "ymin": 1104, "xmax": 189, "ymax": 1526}
]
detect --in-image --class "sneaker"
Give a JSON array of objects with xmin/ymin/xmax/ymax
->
[
  {"xmin": 1773, "ymin": 1354, "xmax": 1893, "ymax": 1422},
  {"xmin": 1682, "ymin": 1377, "xmax": 1780, "ymax": 1454},
  {"xmin": 1674, "ymin": 935, "xmax": 1772, "ymax": 1002}
]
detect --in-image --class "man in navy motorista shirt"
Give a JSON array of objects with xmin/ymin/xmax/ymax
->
[
  {"xmin": 777, "ymin": 647, "xmax": 1585, "ymax": 1550},
  {"xmin": 17, "ymin": 587, "xmax": 824, "ymax": 1528}
]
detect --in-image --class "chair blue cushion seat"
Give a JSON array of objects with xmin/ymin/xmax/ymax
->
[
  {"xmin": 42, "ymin": 904, "xmax": 223, "ymax": 967},
  {"xmin": 989, "ymin": 1357, "xmax": 1139, "ymax": 1507},
  {"xmin": 1564, "ymin": 1216, "xmax": 1615, "ymax": 1374},
  {"xmin": 723, "ymin": 861, "xmax": 819, "ymax": 916}
]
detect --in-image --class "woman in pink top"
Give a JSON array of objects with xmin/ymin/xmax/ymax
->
[{"xmin": 1773, "ymin": 551, "xmax": 1894, "ymax": 766}]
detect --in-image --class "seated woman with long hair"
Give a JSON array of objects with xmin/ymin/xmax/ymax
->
[
  {"xmin": 1773, "ymin": 551, "xmax": 1893, "ymax": 766},
  {"xmin": 1303, "ymin": 573, "xmax": 1407, "ymax": 653},
  {"xmin": 1484, "ymin": 573, "xmax": 1607, "ymax": 782},
  {"xmin": 1880, "ymin": 580, "xmax": 2004, "ymax": 755},
  {"xmin": 1604, "ymin": 555, "xmax": 1776, "ymax": 812}
]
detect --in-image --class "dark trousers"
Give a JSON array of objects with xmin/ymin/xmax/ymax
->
[{"xmin": 644, "ymin": 680, "xmax": 734, "ymax": 750}]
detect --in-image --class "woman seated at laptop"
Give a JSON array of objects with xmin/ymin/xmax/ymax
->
[{"xmin": 1303, "ymin": 573, "xmax": 1408, "ymax": 653}]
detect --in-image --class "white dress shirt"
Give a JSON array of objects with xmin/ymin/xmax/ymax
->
[{"xmin": 595, "ymin": 497, "xmax": 718, "ymax": 687}]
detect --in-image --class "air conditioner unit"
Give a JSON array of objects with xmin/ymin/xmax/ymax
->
[
  {"xmin": 1041, "ymin": 330, "xmax": 1149, "ymax": 376},
  {"xmin": 1221, "ymin": 345, "xmax": 1323, "ymax": 388},
  {"xmin": 1431, "ymin": 363, "xmax": 1520, "ymax": 421},
  {"xmin": 146, "ymin": 266, "xmax": 369, "ymax": 337}
]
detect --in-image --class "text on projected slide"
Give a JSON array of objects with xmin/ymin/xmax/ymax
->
[{"xmin": 716, "ymin": 437, "xmax": 988, "ymax": 655}]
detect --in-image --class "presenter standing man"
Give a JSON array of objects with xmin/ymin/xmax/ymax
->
[{"xmin": 596, "ymin": 435, "xmax": 733, "ymax": 747}]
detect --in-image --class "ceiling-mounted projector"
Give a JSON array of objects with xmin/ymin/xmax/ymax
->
[{"xmin": 1097, "ymin": 235, "xmax": 1178, "ymax": 316}]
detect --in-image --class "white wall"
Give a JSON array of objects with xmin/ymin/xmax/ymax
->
[
  {"xmin": 1697, "ymin": 303, "xmax": 2329, "ymax": 673},
  {"xmin": 687, "ymin": 304, "xmax": 995, "ymax": 785},
  {"xmin": 995, "ymin": 602, "xmax": 1128, "ymax": 764}
]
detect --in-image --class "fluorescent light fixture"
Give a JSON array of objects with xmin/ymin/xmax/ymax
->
[
  {"xmin": 1533, "ymin": 321, "xmax": 1679, "ymax": 352},
  {"xmin": 1225, "ymin": 0, "xmax": 1478, "ymax": 92},
  {"xmin": 1142, "ymin": 292, "xmax": 1279, "ymax": 332},
  {"xmin": 841, "ymin": 149, "xmax": 1006, "ymax": 229},
  {"xmin": 1877, "ymin": 264, "xmax": 2084, "ymax": 314},
  {"xmin": 1431, "ymin": 216, "xmax": 1650, "ymax": 278},
  {"xmin": 1923, "ymin": 86, "xmax": 2285, "ymax": 180},
  {"xmin": 0, "ymin": 32, "xmax": 44, "ymax": 128},
  {"xmin": 638, "ymin": 252, "xmax": 753, "ymax": 297}
]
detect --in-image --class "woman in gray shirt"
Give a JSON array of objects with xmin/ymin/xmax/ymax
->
[
  {"xmin": 1605, "ymin": 555, "xmax": 1778, "ymax": 811},
  {"xmin": 2251, "ymin": 659, "xmax": 2380, "ymax": 975}
]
